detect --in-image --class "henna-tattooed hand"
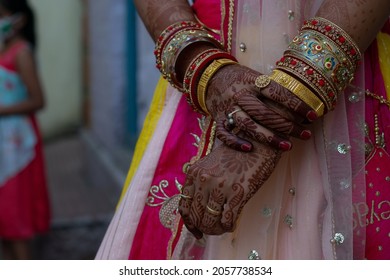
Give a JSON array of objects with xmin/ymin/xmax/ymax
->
[
  {"xmin": 206, "ymin": 64, "xmax": 317, "ymax": 152},
  {"xmin": 178, "ymin": 139, "xmax": 282, "ymax": 238}
]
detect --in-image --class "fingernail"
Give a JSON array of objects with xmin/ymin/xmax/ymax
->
[
  {"xmin": 306, "ymin": 111, "xmax": 318, "ymax": 121},
  {"xmin": 300, "ymin": 130, "xmax": 312, "ymax": 140},
  {"xmin": 279, "ymin": 141, "xmax": 292, "ymax": 151},
  {"xmin": 241, "ymin": 143, "xmax": 252, "ymax": 152}
]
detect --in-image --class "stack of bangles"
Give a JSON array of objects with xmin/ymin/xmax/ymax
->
[
  {"xmin": 270, "ymin": 17, "xmax": 362, "ymax": 116},
  {"xmin": 155, "ymin": 17, "xmax": 361, "ymax": 118},
  {"xmin": 154, "ymin": 21, "xmax": 237, "ymax": 115}
]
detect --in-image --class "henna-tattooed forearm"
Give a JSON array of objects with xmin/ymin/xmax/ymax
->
[
  {"xmin": 134, "ymin": 0, "xmax": 218, "ymax": 81},
  {"xmin": 134, "ymin": 0, "xmax": 195, "ymax": 41},
  {"xmin": 316, "ymin": 0, "xmax": 390, "ymax": 51}
]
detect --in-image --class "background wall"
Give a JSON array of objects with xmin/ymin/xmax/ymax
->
[
  {"xmin": 30, "ymin": 0, "xmax": 83, "ymax": 139},
  {"xmin": 136, "ymin": 16, "xmax": 159, "ymax": 131}
]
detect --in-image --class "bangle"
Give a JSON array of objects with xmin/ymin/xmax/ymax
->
[
  {"xmin": 161, "ymin": 28, "xmax": 223, "ymax": 90},
  {"xmin": 188, "ymin": 51, "xmax": 237, "ymax": 113},
  {"xmin": 155, "ymin": 21, "xmax": 202, "ymax": 71},
  {"xmin": 276, "ymin": 54, "xmax": 337, "ymax": 111},
  {"xmin": 182, "ymin": 49, "xmax": 237, "ymax": 113},
  {"xmin": 154, "ymin": 21, "xmax": 223, "ymax": 91},
  {"xmin": 302, "ymin": 17, "xmax": 361, "ymax": 65},
  {"xmin": 183, "ymin": 48, "xmax": 221, "ymax": 103},
  {"xmin": 287, "ymin": 30, "xmax": 355, "ymax": 92},
  {"xmin": 275, "ymin": 17, "xmax": 362, "ymax": 113},
  {"xmin": 197, "ymin": 58, "xmax": 238, "ymax": 115},
  {"xmin": 269, "ymin": 69, "xmax": 325, "ymax": 116}
]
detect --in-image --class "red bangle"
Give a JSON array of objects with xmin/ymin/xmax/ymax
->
[
  {"xmin": 154, "ymin": 21, "xmax": 202, "ymax": 72},
  {"xmin": 186, "ymin": 50, "xmax": 237, "ymax": 113},
  {"xmin": 302, "ymin": 17, "xmax": 361, "ymax": 65}
]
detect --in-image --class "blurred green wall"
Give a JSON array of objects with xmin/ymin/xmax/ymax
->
[{"xmin": 30, "ymin": 0, "xmax": 83, "ymax": 139}]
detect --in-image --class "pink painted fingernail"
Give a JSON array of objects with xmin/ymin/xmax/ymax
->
[
  {"xmin": 241, "ymin": 143, "xmax": 252, "ymax": 152},
  {"xmin": 300, "ymin": 130, "xmax": 312, "ymax": 140},
  {"xmin": 306, "ymin": 111, "xmax": 318, "ymax": 122},
  {"xmin": 279, "ymin": 141, "xmax": 292, "ymax": 151}
]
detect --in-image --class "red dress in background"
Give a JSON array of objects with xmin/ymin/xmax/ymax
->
[{"xmin": 0, "ymin": 41, "xmax": 50, "ymax": 240}]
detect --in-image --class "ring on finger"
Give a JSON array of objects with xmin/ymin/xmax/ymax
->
[
  {"xmin": 255, "ymin": 74, "xmax": 271, "ymax": 90},
  {"xmin": 227, "ymin": 109, "xmax": 242, "ymax": 126},
  {"xmin": 206, "ymin": 205, "xmax": 222, "ymax": 216}
]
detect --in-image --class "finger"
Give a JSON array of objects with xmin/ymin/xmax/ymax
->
[
  {"xmin": 216, "ymin": 119, "xmax": 253, "ymax": 152},
  {"xmin": 200, "ymin": 187, "xmax": 226, "ymax": 235},
  {"xmin": 257, "ymin": 80, "xmax": 319, "ymax": 122},
  {"xmin": 235, "ymin": 93, "xmax": 312, "ymax": 141},
  {"xmin": 179, "ymin": 175, "xmax": 203, "ymax": 239},
  {"xmin": 188, "ymin": 186, "xmax": 209, "ymax": 235},
  {"xmin": 230, "ymin": 109, "xmax": 293, "ymax": 151},
  {"xmin": 220, "ymin": 183, "xmax": 245, "ymax": 232}
]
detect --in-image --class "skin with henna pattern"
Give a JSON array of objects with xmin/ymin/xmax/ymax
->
[
  {"xmin": 317, "ymin": 0, "xmax": 390, "ymax": 50},
  {"xmin": 206, "ymin": 63, "xmax": 314, "ymax": 152},
  {"xmin": 135, "ymin": 0, "xmax": 195, "ymax": 41},
  {"xmin": 179, "ymin": 139, "xmax": 281, "ymax": 238}
]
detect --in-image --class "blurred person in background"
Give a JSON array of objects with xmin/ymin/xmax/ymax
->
[{"xmin": 0, "ymin": 0, "xmax": 50, "ymax": 260}]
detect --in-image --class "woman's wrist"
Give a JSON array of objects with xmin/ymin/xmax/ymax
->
[
  {"xmin": 273, "ymin": 16, "xmax": 362, "ymax": 114},
  {"xmin": 154, "ymin": 20, "xmax": 239, "ymax": 114}
]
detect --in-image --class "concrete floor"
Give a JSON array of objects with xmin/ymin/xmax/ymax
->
[{"xmin": 35, "ymin": 133, "xmax": 123, "ymax": 259}]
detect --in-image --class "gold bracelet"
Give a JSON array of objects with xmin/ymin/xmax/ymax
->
[
  {"xmin": 269, "ymin": 69, "xmax": 325, "ymax": 116},
  {"xmin": 197, "ymin": 58, "xmax": 237, "ymax": 115}
]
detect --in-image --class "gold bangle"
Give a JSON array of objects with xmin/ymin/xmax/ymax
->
[
  {"xmin": 269, "ymin": 69, "xmax": 325, "ymax": 117},
  {"xmin": 197, "ymin": 58, "xmax": 237, "ymax": 115}
]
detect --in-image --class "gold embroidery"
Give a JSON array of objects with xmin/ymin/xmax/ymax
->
[
  {"xmin": 365, "ymin": 89, "xmax": 390, "ymax": 109},
  {"xmin": 220, "ymin": 0, "xmax": 234, "ymax": 52},
  {"xmin": 167, "ymin": 117, "xmax": 217, "ymax": 257},
  {"xmin": 190, "ymin": 117, "xmax": 206, "ymax": 148},
  {"xmin": 194, "ymin": 14, "xmax": 221, "ymax": 35},
  {"xmin": 188, "ymin": 116, "xmax": 213, "ymax": 163},
  {"xmin": 206, "ymin": 121, "xmax": 217, "ymax": 155},
  {"xmin": 220, "ymin": 0, "xmax": 226, "ymax": 48},
  {"xmin": 146, "ymin": 118, "xmax": 211, "ymax": 257},
  {"xmin": 227, "ymin": 0, "xmax": 234, "ymax": 53},
  {"xmin": 166, "ymin": 214, "xmax": 182, "ymax": 260},
  {"xmin": 191, "ymin": 133, "xmax": 201, "ymax": 148},
  {"xmin": 146, "ymin": 179, "xmax": 183, "ymax": 229}
]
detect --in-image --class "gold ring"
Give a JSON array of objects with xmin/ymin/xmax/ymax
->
[
  {"xmin": 206, "ymin": 205, "xmax": 222, "ymax": 216},
  {"xmin": 255, "ymin": 75, "xmax": 271, "ymax": 89}
]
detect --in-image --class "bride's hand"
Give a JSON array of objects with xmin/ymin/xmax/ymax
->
[
  {"xmin": 206, "ymin": 64, "xmax": 317, "ymax": 152},
  {"xmin": 178, "ymin": 138, "xmax": 281, "ymax": 238}
]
